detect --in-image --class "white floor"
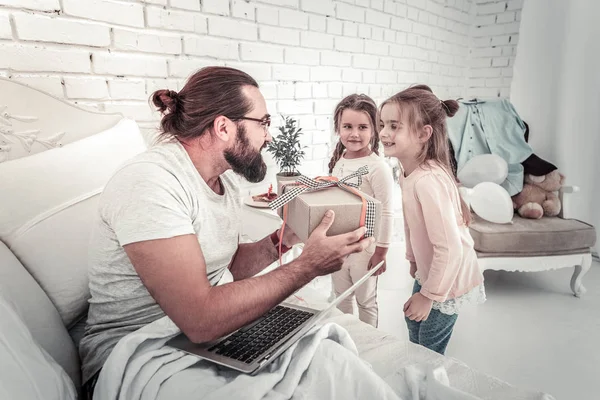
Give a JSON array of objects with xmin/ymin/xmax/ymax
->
[{"xmin": 377, "ymin": 257, "xmax": 600, "ymax": 400}]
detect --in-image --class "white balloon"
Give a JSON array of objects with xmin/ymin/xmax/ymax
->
[
  {"xmin": 457, "ymin": 154, "xmax": 508, "ymax": 188},
  {"xmin": 470, "ymin": 182, "xmax": 514, "ymax": 224},
  {"xmin": 458, "ymin": 186, "xmax": 474, "ymax": 210}
]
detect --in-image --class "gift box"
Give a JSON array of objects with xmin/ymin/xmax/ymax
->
[{"xmin": 269, "ymin": 167, "xmax": 381, "ymax": 243}]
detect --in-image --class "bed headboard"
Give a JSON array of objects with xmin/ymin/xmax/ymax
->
[{"xmin": 0, "ymin": 78, "xmax": 123, "ymax": 163}]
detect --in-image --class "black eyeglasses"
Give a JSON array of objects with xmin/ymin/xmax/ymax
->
[{"xmin": 237, "ymin": 116, "xmax": 271, "ymax": 129}]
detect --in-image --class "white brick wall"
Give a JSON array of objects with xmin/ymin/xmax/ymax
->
[
  {"xmin": 0, "ymin": 0, "xmax": 522, "ymax": 191},
  {"xmin": 64, "ymin": 76, "xmax": 109, "ymax": 99},
  {"xmin": 146, "ymin": 6, "xmax": 207, "ymax": 33},
  {"xmin": 467, "ymin": 0, "xmax": 523, "ymax": 98},
  {"xmin": 114, "ymin": 29, "xmax": 182, "ymax": 55},
  {"xmin": 13, "ymin": 13, "xmax": 111, "ymax": 47},
  {"xmin": 108, "ymin": 78, "xmax": 147, "ymax": 100},
  {"xmin": 0, "ymin": 0, "xmax": 59, "ymax": 12},
  {"xmin": 12, "ymin": 74, "xmax": 64, "ymax": 97},
  {"xmin": 62, "ymin": 0, "xmax": 145, "ymax": 28},
  {"xmin": 0, "ymin": 12, "xmax": 12, "ymax": 39}
]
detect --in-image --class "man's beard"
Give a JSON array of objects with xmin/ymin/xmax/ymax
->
[{"xmin": 224, "ymin": 123, "xmax": 267, "ymax": 183}]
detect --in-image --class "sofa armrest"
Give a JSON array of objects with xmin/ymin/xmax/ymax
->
[{"xmin": 559, "ymin": 185, "xmax": 580, "ymax": 219}]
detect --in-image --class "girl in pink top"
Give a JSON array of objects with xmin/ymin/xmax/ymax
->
[{"xmin": 379, "ymin": 85, "xmax": 485, "ymax": 355}]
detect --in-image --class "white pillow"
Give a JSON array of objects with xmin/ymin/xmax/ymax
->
[
  {"xmin": 0, "ymin": 240, "xmax": 80, "ymax": 388},
  {"xmin": 0, "ymin": 118, "xmax": 147, "ymax": 327},
  {"xmin": 0, "ymin": 295, "xmax": 76, "ymax": 400}
]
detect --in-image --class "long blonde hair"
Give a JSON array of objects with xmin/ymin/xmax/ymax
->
[
  {"xmin": 381, "ymin": 84, "xmax": 471, "ymax": 225},
  {"xmin": 328, "ymin": 94, "xmax": 380, "ymax": 174}
]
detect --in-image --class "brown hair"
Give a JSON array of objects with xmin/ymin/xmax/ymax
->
[
  {"xmin": 381, "ymin": 84, "xmax": 471, "ymax": 225},
  {"xmin": 328, "ymin": 93, "xmax": 380, "ymax": 174},
  {"xmin": 151, "ymin": 66, "xmax": 258, "ymax": 141}
]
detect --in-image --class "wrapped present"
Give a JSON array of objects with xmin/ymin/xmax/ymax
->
[{"xmin": 269, "ymin": 166, "xmax": 381, "ymax": 243}]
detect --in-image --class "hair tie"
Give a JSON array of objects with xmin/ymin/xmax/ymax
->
[
  {"xmin": 440, "ymin": 99, "xmax": 450, "ymax": 114},
  {"xmin": 160, "ymin": 90, "xmax": 179, "ymax": 113}
]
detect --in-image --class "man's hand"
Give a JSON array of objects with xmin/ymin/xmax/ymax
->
[
  {"xmin": 296, "ymin": 210, "xmax": 374, "ymax": 277},
  {"xmin": 409, "ymin": 261, "xmax": 417, "ymax": 279},
  {"xmin": 403, "ymin": 292, "xmax": 433, "ymax": 322},
  {"xmin": 368, "ymin": 246, "xmax": 388, "ymax": 276}
]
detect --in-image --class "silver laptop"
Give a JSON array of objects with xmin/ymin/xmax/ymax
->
[{"xmin": 166, "ymin": 260, "xmax": 385, "ymax": 375}]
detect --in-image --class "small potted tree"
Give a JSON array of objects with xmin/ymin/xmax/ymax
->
[{"xmin": 266, "ymin": 115, "xmax": 306, "ymax": 194}]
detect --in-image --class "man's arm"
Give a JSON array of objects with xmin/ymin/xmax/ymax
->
[
  {"xmin": 229, "ymin": 227, "xmax": 299, "ymax": 281},
  {"xmin": 228, "ymin": 234, "xmax": 278, "ymax": 281},
  {"xmin": 125, "ymin": 211, "xmax": 373, "ymax": 344},
  {"xmin": 125, "ymin": 234, "xmax": 312, "ymax": 344}
]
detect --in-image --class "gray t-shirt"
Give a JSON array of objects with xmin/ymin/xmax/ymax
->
[{"xmin": 79, "ymin": 141, "xmax": 242, "ymax": 383}]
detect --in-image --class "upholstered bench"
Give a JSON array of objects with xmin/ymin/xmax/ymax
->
[{"xmin": 470, "ymin": 211, "xmax": 596, "ymax": 297}]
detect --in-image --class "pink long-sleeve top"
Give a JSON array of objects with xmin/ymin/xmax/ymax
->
[{"xmin": 401, "ymin": 162, "xmax": 483, "ymax": 303}]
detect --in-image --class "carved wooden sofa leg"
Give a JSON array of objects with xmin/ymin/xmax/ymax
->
[{"xmin": 570, "ymin": 253, "xmax": 592, "ymax": 298}]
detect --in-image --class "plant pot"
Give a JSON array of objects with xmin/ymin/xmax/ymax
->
[{"xmin": 276, "ymin": 172, "xmax": 301, "ymax": 196}]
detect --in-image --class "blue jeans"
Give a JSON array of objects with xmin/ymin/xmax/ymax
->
[{"xmin": 405, "ymin": 281, "xmax": 458, "ymax": 355}]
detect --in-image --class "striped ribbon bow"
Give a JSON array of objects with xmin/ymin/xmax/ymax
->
[{"xmin": 269, "ymin": 165, "xmax": 377, "ymax": 239}]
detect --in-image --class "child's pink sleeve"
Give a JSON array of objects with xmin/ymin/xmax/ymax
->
[
  {"xmin": 402, "ymin": 208, "xmax": 415, "ymax": 262},
  {"xmin": 414, "ymin": 174, "xmax": 463, "ymax": 302}
]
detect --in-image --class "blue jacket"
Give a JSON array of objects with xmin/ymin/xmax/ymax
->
[{"xmin": 446, "ymin": 98, "xmax": 533, "ymax": 196}]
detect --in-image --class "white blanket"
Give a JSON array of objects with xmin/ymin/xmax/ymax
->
[
  {"xmin": 93, "ymin": 269, "xmax": 487, "ymax": 400},
  {"xmin": 94, "ymin": 314, "xmax": 489, "ymax": 400},
  {"xmin": 94, "ymin": 316, "xmax": 405, "ymax": 400}
]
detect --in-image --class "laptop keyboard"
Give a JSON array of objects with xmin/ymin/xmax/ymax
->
[{"xmin": 207, "ymin": 305, "xmax": 313, "ymax": 364}]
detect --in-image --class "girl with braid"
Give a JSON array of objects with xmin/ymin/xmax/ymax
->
[{"xmin": 328, "ymin": 94, "xmax": 395, "ymax": 327}]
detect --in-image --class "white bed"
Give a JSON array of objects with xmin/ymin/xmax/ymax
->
[{"xmin": 0, "ymin": 78, "xmax": 554, "ymax": 400}]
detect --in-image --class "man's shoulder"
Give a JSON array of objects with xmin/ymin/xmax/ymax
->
[
  {"xmin": 124, "ymin": 141, "xmax": 182, "ymax": 167},
  {"xmin": 99, "ymin": 145, "xmax": 192, "ymax": 206},
  {"xmin": 112, "ymin": 142, "xmax": 188, "ymax": 181}
]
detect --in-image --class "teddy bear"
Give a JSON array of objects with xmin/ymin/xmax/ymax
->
[{"xmin": 512, "ymin": 169, "xmax": 565, "ymax": 219}]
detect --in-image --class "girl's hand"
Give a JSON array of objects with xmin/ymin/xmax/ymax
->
[
  {"xmin": 403, "ymin": 292, "xmax": 433, "ymax": 322},
  {"xmin": 368, "ymin": 246, "xmax": 388, "ymax": 276},
  {"xmin": 409, "ymin": 261, "xmax": 417, "ymax": 278}
]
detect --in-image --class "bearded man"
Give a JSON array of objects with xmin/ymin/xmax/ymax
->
[{"xmin": 79, "ymin": 66, "xmax": 373, "ymax": 398}]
